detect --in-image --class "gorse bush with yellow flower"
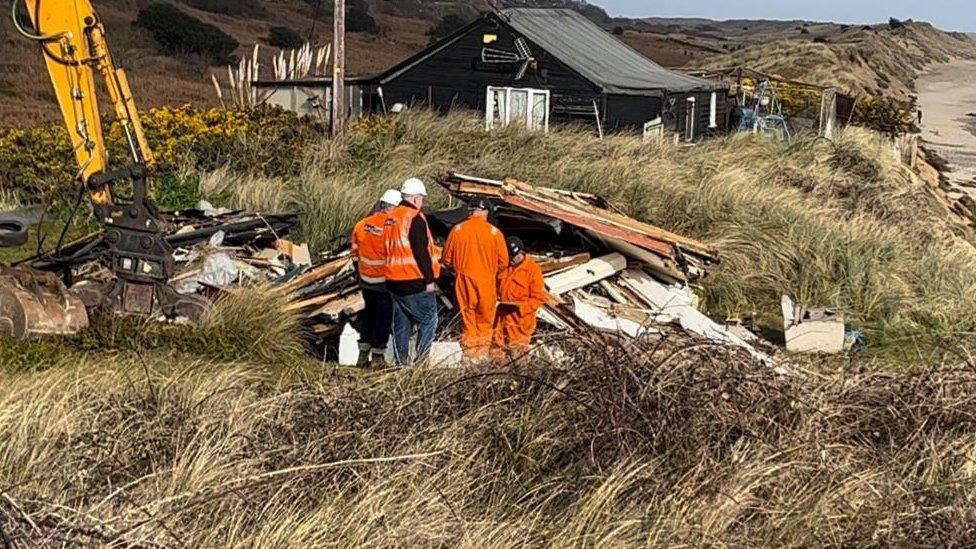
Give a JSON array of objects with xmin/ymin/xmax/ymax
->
[{"xmin": 0, "ymin": 105, "xmax": 324, "ymax": 210}]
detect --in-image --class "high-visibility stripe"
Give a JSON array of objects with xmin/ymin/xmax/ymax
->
[
  {"xmin": 360, "ymin": 257, "xmax": 386, "ymax": 267},
  {"xmin": 387, "ymin": 256, "xmax": 417, "ymax": 267},
  {"xmin": 384, "ymin": 205, "xmax": 441, "ymax": 282},
  {"xmin": 360, "ymin": 274, "xmax": 386, "ymax": 284}
]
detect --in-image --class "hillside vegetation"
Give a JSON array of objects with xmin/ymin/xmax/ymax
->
[
  {"xmin": 0, "ymin": 0, "xmax": 618, "ymax": 126},
  {"xmin": 0, "ymin": 0, "xmax": 433, "ymax": 126},
  {"xmin": 700, "ymin": 21, "xmax": 976, "ymax": 101},
  {"xmin": 4, "ymin": 0, "xmax": 973, "ymax": 126}
]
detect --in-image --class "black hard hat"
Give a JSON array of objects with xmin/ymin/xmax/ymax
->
[
  {"xmin": 506, "ymin": 236, "xmax": 524, "ymax": 256},
  {"xmin": 468, "ymin": 197, "xmax": 490, "ymax": 211}
]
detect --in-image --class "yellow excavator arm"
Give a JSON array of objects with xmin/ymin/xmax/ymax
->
[
  {"xmin": 14, "ymin": 0, "xmax": 153, "ymax": 205},
  {"xmin": 10, "ymin": 0, "xmax": 206, "ymax": 319}
]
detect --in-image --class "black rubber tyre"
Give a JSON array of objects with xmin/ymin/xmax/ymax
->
[{"xmin": 0, "ymin": 217, "xmax": 28, "ymax": 248}]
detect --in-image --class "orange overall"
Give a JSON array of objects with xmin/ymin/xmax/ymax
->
[
  {"xmin": 442, "ymin": 216, "xmax": 508, "ymax": 357},
  {"xmin": 494, "ymin": 256, "xmax": 547, "ymax": 354}
]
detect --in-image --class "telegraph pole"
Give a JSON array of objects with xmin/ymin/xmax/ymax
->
[{"xmin": 331, "ymin": 0, "xmax": 345, "ymax": 136}]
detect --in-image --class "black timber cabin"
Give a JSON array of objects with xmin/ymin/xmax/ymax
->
[{"xmin": 374, "ymin": 8, "xmax": 729, "ymax": 135}]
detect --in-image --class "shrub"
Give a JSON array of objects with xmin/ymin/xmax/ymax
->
[
  {"xmin": 268, "ymin": 26, "xmax": 305, "ymax": 49},
  {"xmin": 180, "ymin": 0, "xmax": 265, "ymax": 17},
  {"xmin": 611, "ymin": 26, "xmax": 624, "ymax": 35},
  {"xmin": 889, "ymin": 17, "xmax": 905, "ymax": 30},
  {"xmin": 0, "ymin": 125, "xmax": 75, "ymax": 208},
  {"xmin": 346, "ymin": 6, "xmax": 379, "ymax": 34},
  {"xmin": 576, "ymin": 3, "xmax": 611, "ymax": 25},
  {"xmin": 136, "ymin": 3, "xmax": 239, "ymax": 64},
  {"xmin": 852, "ymin": 95, "xmax": 914, "ymax": 133},
  {"xmin": 0, "ymin": 106, "xmax": 326, "ymax": 211},
  {"xmin": 426, "ymin": 13, "xmax": 468, "ymax": 44}
]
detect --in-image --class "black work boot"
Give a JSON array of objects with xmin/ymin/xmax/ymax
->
[{"xmin": 369, "ymin": 351, "xmax": 388, "ymax": 369}]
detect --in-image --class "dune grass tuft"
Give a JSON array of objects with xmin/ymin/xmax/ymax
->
[{"xmin": 0, "ymin": 285, "xmax": 307, "ymax": 372}]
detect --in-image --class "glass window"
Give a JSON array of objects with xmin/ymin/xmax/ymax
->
[
  {"xmin": 490, "ymin": 89, "xmax": 506, "ymax": 129},
  {"xmin": 510, "ymin": 89, "xmax": 529, "ymax": 126},
  {"xmin": 531, "ymin": 92, "xmax": 547, "ymax": 130},
  {"xmin": 486, "ymin": 87, "xmax": 548, "ymax": 132}
]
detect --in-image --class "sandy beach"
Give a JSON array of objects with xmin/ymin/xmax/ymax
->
[{"xmin": 918, "ymin": 59, "xmax": 976, "ymax": 185}]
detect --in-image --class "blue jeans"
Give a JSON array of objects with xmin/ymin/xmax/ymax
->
[{"xmin": 391, "ymin": 291, "xmax": 439, "ymax": 366}]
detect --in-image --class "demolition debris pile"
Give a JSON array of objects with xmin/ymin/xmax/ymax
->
[
  {"xmin": 21, "ymin": 172, "xmax": 778, "ymax": 363},
  {"xmin": 259, "ymin": 173, "xmax": 775, "ymax": 363}
]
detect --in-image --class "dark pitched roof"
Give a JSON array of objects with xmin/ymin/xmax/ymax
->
[
  {"xmin": 499, "ymin": 8, "xmax": 724, "ymax": 95},
  {"xmin": 376, "ymin": 17, "xmax": 486, "ymax": 85}
]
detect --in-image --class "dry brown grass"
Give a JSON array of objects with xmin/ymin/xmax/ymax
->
[{"xmin": 4, "ymin": 324, "xmax": 976, "ymax": 546}]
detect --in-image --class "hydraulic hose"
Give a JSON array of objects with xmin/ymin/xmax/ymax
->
[{"xmin": 9, "ymin": 0, "xmax": 66, "ymax": 41}]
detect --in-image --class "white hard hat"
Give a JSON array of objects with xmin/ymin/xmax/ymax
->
[
  {"xmin": 380, "ymin": 189, "xmax": 402, "ymax": 206},
  {"xmin": 400, "ymin": 177, "xmax": 428, "ymax": 197}
]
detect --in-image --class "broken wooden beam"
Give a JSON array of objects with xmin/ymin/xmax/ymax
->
[
  {"xmin": 545, "ymin": 253, "xmax": 627, "ymax": 296},
  {"xmin": 274, "ymin": 254, "xmax": 351, "ymax": 295}
]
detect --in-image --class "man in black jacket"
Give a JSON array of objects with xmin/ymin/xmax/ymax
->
[{"xmin": 383, "ymin": 177, "xmax": 440, "ymax": 366}]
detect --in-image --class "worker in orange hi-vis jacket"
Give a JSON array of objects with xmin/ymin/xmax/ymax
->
[
  {"xmin": 494, "ymin": 237, "xmax": 548, "ymax": 356},
  {"xmin": 441, "ymin": 197, "xmax": 508, "ymax": 359},
  {"xmin": 350, "ymin": 189, "xmax": 402, "ymax": 367}
]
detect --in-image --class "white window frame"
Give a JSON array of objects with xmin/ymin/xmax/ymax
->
[
  {"xmin": 486, "ymin": 86, "xmax": 550, "ymax": 132},
  {"xmin": 709, "ymin": 91, "xmax": 718, "ymax": 128}
]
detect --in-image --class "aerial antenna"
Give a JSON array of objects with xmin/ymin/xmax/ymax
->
[{"xmin": 481, "ymin": 36, "xmax": 536, "ymax": 81}]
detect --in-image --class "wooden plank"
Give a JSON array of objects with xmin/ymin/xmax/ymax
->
[
  {"xmin": 571, "ymin": 296, "xmax": 656, "ymax": 339},
  {"xmin": 274, "ymin": 255, "xmax": 351, "ymax": 295},
  {"xmin": 545, "ymin": 253, "xmax": 626, "ymax": 296},
  {"xmin": 588, "ymin": 233, "xmax": 685, "ymax": 282},
  {"xmin": 599, "ymin": 280, "xmax": 630, "ymax": 305},
  {"xmin": 536, "ymin": 253, "xmax": 591, "ymax": 274},
  {"xmin": 313, "ymin": 323, "xmax": 343, "ymax": 336},
  {"xmin": 512, "ymin": 186, "xmax": 715, "ymax": 258},
  {"xmin": 331, "ymin": 0, "xmax": 345, "ymax": 135},
  {"xmin": 537, "ymin": 306, "xmax": 569, "ymax": 330},
  {"xmin": 452, "ymin": 173, "xmax": 716, "ymax": 259},
  {"xmin": 284, "ymin": 289, "xmax": 343, "ymax": 312},
  {"xmin": 309, "ymin": 291, "xmax": 365, "ymax": 319},
  {"xmin": 505, "ymin": 195, "xmax": 677, "ymax": 258}
]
